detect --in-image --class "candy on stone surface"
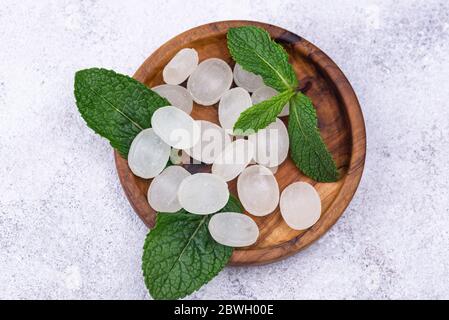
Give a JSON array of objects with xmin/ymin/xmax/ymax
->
[
  {"xmin": 208, "ymin": 212, "xmax": 259, "ymax": 247},
  {"xmin": 162, "ymin": 48, "xmax": 198, "ymax": 85},
  {"xmin": 251, "ymin": 86, "xmax": 289, "ymax": 117},
  {"xmin": 212, "ymin": 139, "xmax": 254, "ymax": 181},
  {"xmin": 185, "ymin": 120, "xmax": 231, "ymax": 164},
  {"xmin": 248, "ymin": 118, "xmax": 289, "ymax": 167},
  {"xmin": 218, "ymin": 87, "xmax": 252, "ymax": 134},
  {"xmin": 151, "ymin": 106, "xmax": 200, "ymax": 149},
  {"xmin": 280, "ymin": 182, "xmax": 321, "ymax": 230},
  {"xmin": 187, "ymin": 58, "xmax": 233, "ymax": 106},
  {"xmin": 128, "ymin": 128, "xmax": 170, "ymax": 179},
  {"xmin": 237, "ymin": 165, "xmax": 280, "ymax": 216},
  {"xmin": 147, "ymin": 166, "xmax": 191, "ymax": 212},
  {"xmin": 152, "ymin": 84, "xmax": 193, "ymax": 114},
  {"xmin": 177, "ymin": 173, "xmax": 229, "ymax": 214},
  {"xmin": 233, "ymin": 63, "xmax": 264, "ymax": 92}
]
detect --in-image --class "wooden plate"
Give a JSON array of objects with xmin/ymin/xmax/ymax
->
[{"xmin": 114, "ymin": 21, "xmax": 366, "ymax": 266}]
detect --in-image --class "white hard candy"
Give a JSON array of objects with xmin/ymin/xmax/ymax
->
[
  {"xmin": 178, "ymin": 173, "xmax": 229, "ymax": 214},
  {"xmin": 280, "ymin": 182, "xmax": 321, "ymax": 230},
  {"xmin": 128, "ymin": 128, "xmax": 170, "ymax": 179},
  {"xmin": 233, "ymin": 63, "xmax": 264, "ymax": 92},
  {"xmin": 151, "ymin": 106, "xmax": 200, "ymax": 149},
  {"xmin": 147, "ymin": 166, "xmax": 191, "ymax": 213},
  {"xmin": 152, "ymin": 84, "xmax": 193, "ymax": 114},
  {"xmin": 237, "ymin": 165, "xmax": 279, "ymax": 216},
  {"xmin": 248, "ymin": 118, "xmax": 289, "ymax": 167},
  {"xmin": 212, "ymin": 139, "xmax": 254, "ymax": 181},
  {"xmin": 163, "ymin": 48, "xmax": 198, "ymax": 85},
  {"xmin": 185, "ymin": 120, "xmax": 231, "ymax": 164},
  {"xmin": 187, "ymin": 58, "xmax": 233, "ymax": 106},
  {"xmin": 208, "ymin": 212, "xmax": 259, "ymax": 247},
  {"xmin": 252, "ymin": 86, "xmax": 289, "ymax": 117},
  {"xmin": 218, "ymin": 87, "xmax": 252, "ymax": 134}
]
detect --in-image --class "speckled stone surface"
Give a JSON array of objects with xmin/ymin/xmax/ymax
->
[{"xmin": 1, "ymin": 0, "xmax": 449, "ymax": 300}]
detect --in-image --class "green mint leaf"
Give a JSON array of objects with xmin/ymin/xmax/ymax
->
[
  {"xmin": 288, "ymin": 93, "xmax": 339, "ymax": 182},
  {"xmin": 233, "ymin": 90, "xmax": 295, "ymax": 134},
  {"xmin": 142, "ymin": 195, "xmax": 242, "ymax": 300},
  {"xmin": 74, "ymin": 68, "xmax": 169, "ymax": 157},
  {"xmin": 220, "ymin": 194, "xmax": 243, "ymax": 213},
  {"xmin": 227, "ymin": 26, "xmax": 298, "ymax": 92}
]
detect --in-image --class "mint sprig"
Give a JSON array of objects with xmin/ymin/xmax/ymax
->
[
  {"xmin": 233, "ymin": 90, "xmax": 294, "ymax": 134},
  {"xmin": 74, "ymin": 68, "xmax": 169, "ymax": 157},
  {"xmin": 289, "ymin": 93, "xmax": 339, "ymax": 182},
  {"xmin": 228, "ymin": 26, "xmax": 339, "ymax": 182},
  {"xmin": 142, "ymin": 196, "xmax": 243, "ymax": 300}
]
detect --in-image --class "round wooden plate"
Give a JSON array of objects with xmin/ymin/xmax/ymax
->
[{"xmin": 114, "ymin": 21, "xmax": 366, "ymax": 266}]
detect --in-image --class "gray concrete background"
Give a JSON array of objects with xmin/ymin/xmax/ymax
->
[{"xmin": 1, "ymin": 0, "xmax": 448, "ymax": 299}]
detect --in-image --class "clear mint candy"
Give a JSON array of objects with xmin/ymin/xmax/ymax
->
[
  {"xmin": 185, "ymin": 120, "xmax": 231, "ymax": 164},
  {"xmin": 248, "ymin": 118, "xmax": 289, "ymax": 167},
  {"xmin": 237, "ymin": 165, "xmax": 279, "ymax": 216},
  {"xmin": 233, "ymin": 63, "xmax": 264, "ymax": 92},
  {"xmin": 147, "ymin": 166, "xmax": 191, "ymax": 212},
  {"xmin": 187, "ymin": 58, "xmax": 233, "ymax": 106},
  {"xmin": 151, "ymin": 106, "xmax": 200, "ymax": 149},
  {"xmin": 208, "ymin": 212, "xmax": 259, "ymax": 247},
  {"xmin": 177, "ymin": 173, "xmax": 229, "ymax": 214},
  {"xmin": 163, "ymin": 48, "xmax": 199, "ymax": 85},
  {"xmin": 212, "ymin": 139, "xmax": 254, "ymax": 181},
  {"xmin": 128, "ymin": 128, "xmax": 170, "ymax": 179},
  {"xmin": 218, "ymin": 87, "xmax": 252, "ymax": 134},
  {"xmin": 280, "ymin": 182, "xmax": 321, "ymax": 230},
  {"xmin": 152, "ymin": 84, "xmax": 193, "ymax": 114}
]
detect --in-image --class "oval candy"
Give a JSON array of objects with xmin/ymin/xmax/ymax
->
[
  {"xmin": 233, "ymin": 63, "xmax": 264, "ymax": 92},
  {"xmin": 237, "ymin": 165, "xmax": 279, "ymax": 216},
  {"xmin": 212, "ymin": 139, "xmax": 254, "ymax": 181},
  {"xmin": 280, "ymin": 182, "xmax": 321, "ymax": 230},
  {"xmin": 248, "ymin": 118, "xmax": 289, "ymax": 167},
  {"xmin": 187, "ymin": 58, "xmax": 233, "ymax": 106},
  {"xmin": 147, "ymin": 166, "xmax": 191, "ymax": 212},
  {"xmin": 185, "ymin": 120, "xmax": 231, "ymax": 164},
  {"xmin": 152, "ymin": 84, "xmax": 193, "ymax": 114},
  {"xmin": 177, "ymin": 173, "xmax": 229, "ymax": 214},
  {"xmin": 218, "ymin": 87, "xmax": 252, "ymax": 134},
  {"xmin": 163, "ymin": 48, "xmax": 199, "ymax": 85},
  {"xmin": 151, "ymin": 106, "xmax": 200, "ymax": 149},
  {"xmin": 128, "ymin": 128, "xmax": 170, "ymax": 179},
  {"xmin": 208, "ymin": 212, "xmax": 259, "ymax": 247}
]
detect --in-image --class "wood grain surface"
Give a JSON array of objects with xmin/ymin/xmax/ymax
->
[{"xmin": 114, "ymin": 20, "xmax": 366, "ymax": 266}]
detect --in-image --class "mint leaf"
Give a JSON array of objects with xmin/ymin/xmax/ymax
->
[
  {"xmin": 74, "ymin": 68, "xmax": 169, "ymax": 157},
  {"xmin": 233, "ymin": 90, "xmax": 294, "ymax": 134},
  {"xmin": 142, "ymin": 195, "xmax": 242, "ymax": 300},
  {"xmin": 220, "ymin": 194, "xmax": 243, "ymax": 213},
  {"xmin": 227, "ymin": 26, "xmax": 298, "ymax": 92},
  {"xmin": 288, "ymin": 93, "xmax": 339, "ymax": 182}
]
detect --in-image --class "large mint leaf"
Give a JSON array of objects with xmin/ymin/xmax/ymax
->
[
  {"xmin": 288, "ymin": 93, "xmax": 339, "ymax": 182},
  {"xmin": 233, "ymin": 90, "xmax": 294, "ymax": 134},
  {"xmin": 227, "ymin": 26, "xmax": 298, "ymax": 92},
  {"xmin": 142, "ymin": 196, "xmax": 242, "ymax": 300},
  {"xmin": 74, "ymin": 68, "xmax": 169, "ymax": 157}
]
